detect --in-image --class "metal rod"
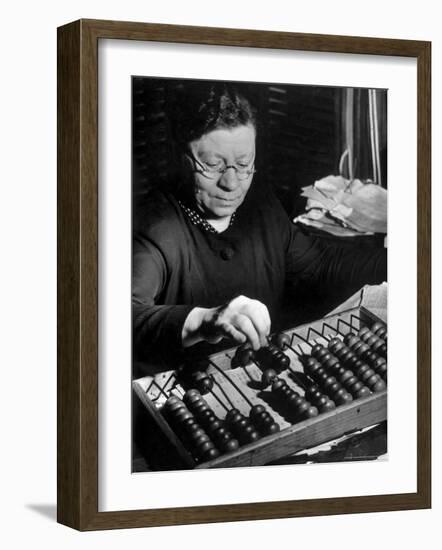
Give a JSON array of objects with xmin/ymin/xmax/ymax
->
[
  {"xmin": 350, "ymin": 314, "xmax": 362, "ymax": 330},
  {"xmin": 207, "ymin": 376, "xmax": 230, "ymax": 411},
  {"xmin": 208, "ymin": 359, "xmax": 253, "ymax": 407},
  {"xmin": 209, "ymin": 375, "xmax": 235, "ymax": 410}
]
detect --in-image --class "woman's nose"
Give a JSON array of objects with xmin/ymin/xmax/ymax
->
[{"xmin": 217, "ymin": 167, "xmax": 239, "ymax": 191}]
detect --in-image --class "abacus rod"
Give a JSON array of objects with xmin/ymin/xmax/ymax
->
[
  {"xmin": 206, "ymin": 377, "xmax": 231, "ymax": 412},
  {"xmin": 162, "ymin": 372, "xmax": 176, "ymax": 392},
  {"xmin": 322, "ymin": 321, "xmax": 339, "ymax": 337},
  {"xmin": 209, "ymin": 375, "xmax": 235, "ymax": 409},
  {"xmin": 307, "ymin": 325, "xmax": 327, "ymax": 341},
  {"xmin": 242, "ymin": 364, "xmax": 257, "ymax": 383},
  {"xmin": 291, "ymin": 331, "xmax": 312, "ymax": 346},
  {"xmin": 350, "ymin": 314, "xmax": 362, "ymax": 330},
  {"xmin": 207, "ymin": 359, "xmax": 253, "ymax": 407},
  {"xmin": 337, "ymin": 317, "xmax": 355, "ymax": 334},
  {"xmin": 151, "ymin": 380, "xmax": 171, "ymax": 399}
]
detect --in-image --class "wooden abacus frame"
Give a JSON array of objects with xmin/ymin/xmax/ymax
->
[{"xmin": 57, "ymin": 19, "xmax": 431, "ymax": 530}]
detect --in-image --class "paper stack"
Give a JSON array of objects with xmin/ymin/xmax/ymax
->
[{"xmin": 294, "ymin": 175, "xmax": 387, "ymax": 237}]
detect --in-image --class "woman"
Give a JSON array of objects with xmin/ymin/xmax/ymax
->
[{"xmin": 133, "ymin": 83, "xmax": 386, "ymax": 364}]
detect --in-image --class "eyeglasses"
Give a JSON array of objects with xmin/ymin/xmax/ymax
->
[{"xmin": 187, "ymin": 152, "xmax": 256, "ymax": 181}]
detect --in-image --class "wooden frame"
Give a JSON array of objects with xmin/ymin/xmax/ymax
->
[{"xmin": 57, "ymin": 18, "xmax": 431, "ymax": 531}]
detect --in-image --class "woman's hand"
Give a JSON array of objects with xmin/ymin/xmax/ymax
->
[{"xmin": 182, "ymin": 295, "xmax": 271, "ymax": 350}]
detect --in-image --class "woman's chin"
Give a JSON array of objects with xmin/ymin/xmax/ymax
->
[{"xmin": 207, "ymin": 198, "xmax": 243, "ymax": 218}]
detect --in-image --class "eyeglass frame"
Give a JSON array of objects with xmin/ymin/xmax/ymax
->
[{"xmin": 185, "ymin": 150, "xmax": 257, "ymax": 181}]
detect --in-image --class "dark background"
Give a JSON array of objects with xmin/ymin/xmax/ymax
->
[{"xmin": 132, "ymin": 77, "xmax": 387, "ymax": 222}]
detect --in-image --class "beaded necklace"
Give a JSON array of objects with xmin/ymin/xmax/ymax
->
[{"xmin": 178, "ymin": 200, "xmax": 236, "ymax": 234}]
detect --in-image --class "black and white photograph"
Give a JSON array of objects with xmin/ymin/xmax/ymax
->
[{"xmin": 131, "ymin": 77, "xmax": 388, "ymax": 473}]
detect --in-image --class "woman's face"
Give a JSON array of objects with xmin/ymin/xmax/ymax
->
[{"xmin": 188, "ymin": 124, "xmax": 256, "ymax": 220}]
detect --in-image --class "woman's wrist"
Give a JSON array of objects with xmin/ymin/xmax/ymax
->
[{"xmin": 181, "ymin": 306, "xmax": 216, "ymax": 348}]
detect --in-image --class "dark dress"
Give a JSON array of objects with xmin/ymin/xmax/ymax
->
[{"xmin": 133, "ymin": 182, "xmax": 386, "ymax": 365}]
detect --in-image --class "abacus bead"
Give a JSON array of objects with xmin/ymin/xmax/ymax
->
[
  {"xmin": 207, "ymin": 419, "xmax": 223, "ymax": 433},
  {"xmin": 344, "ymin": 334, "xmax": 358, "ymax": 347},
  {"xmin": 292, "ymin": 395, "xmax": 304, "ymax": 407},
  {"xmin": 202, "ymin": 447, "xmax": 221, "ymax": 461},
  {"xmin": 360, "ymin": 368, "xmax": 376, "ymax": 383},
  {"xmin": 314, "ymin": 395, "xmax": 328, "ymax": 408},
  {"xmin": 212, "ymin": 426, "xmax": 228, "ymax": 439},
  {"xmin": 373, "ymin": 357, "xmax": 387, "ymax": 368},
  {"xmin": 366, "ymin": 335, "xmax": 379, "ymax": 347},
  {"xmin": 190, "ymin": 428, "xmax": 206, "ymax": 440},
  {"xmin": 339, "ymin": 370, "xmax": 354, "ymax": 384},
  {"xmin": 257, "ymin": 414, "xmax": 273, "ymax": 427},
  {"xmin": 321, "ymin": 399, "xmax": 336, "ymax": 412},
  {"xmin": 328, "ymin": 337, "xmax": 341, "ymax": 347},
  {"xmin": 193, "ymin": 433, "xmax": 211, "ymax": 446},
  {"xmin": 322, "ymin": 375, "xmax": 337, "ymax": 387},
  {"xmin": 295, "ymin": 401, "xmax": 310, "ymax": 416},
  {"xmin": 262, "ymin": 369, "xmax": 278, "ymax": 387},
  {"xmin": 355, "ymin": 364, "xmax": 371, "ymax": 378},
  {"xmin": 274, "ymin": 332, "xmax": 291, "ymax": 350},
  {"xmin": 323, "ymin": 356, "xmax": 340, "ymax": 369},
  {"xmin": 182, "ymin": 417, "xmax": 198, "ymax": 429},
  {"xmin": 316, "ymin": 348, "xmax": 329, "ymax": 360},
  {"xmin": 304, "ymin": 356, "xmax": 321, "ymax": 369},
  {"xmin": 334, "ymin": 388, "xmax": 349, "ymax": 404},
  {"xmin": 188, "ymin": 402, "xmax": 207, "ymax": 414},
  {"xmin": 235, "ymin": 418, "xmax": 249, "ymax": 430},
  {"xmin": 250, "ymin": 404, "xmax": 266, "ymax": 419},
  {"xmin": 223, "ymin": 439, "xmax": 240, "ymax": 452},
  {"xmin": 236, "ymin": 347, "xmax": 254, "ymax": 366},
  {"xmin": 311, "ymin": 344, "xmax": 324, "ymax": 356},
  {"xmin": 246, "ymin": 431, "xmax": 260, "ymax": 443},
  {"xmin": 372, "ymin": 379, "xmax": 387, "ymax": 392},
  {"xmin": 173, "ymin": 409, "xmax": 193, "ymax": 422},
  {"xmin": 330, "ymin": 342, "xmax": 345, "ymax": 354},
  {"xmin": 198, "ymin": 377, "xmax": 214, "ymax": 394},
  {"xmin": 165, "ymin": 396, "xmax": 183, "ymax": 409},
  {"xmin": 196, "ymin": 440, "xmax": 215, "ymax": 454},
  {"xmin": 303, "ymin": 406, "xmax": 319, "ymax": 419},
  {"xmin": 345, "ymin": 355, "xmax": 360, "ymax": 369},
  {"xmin": 307, "ymin": 390, "xmax": 324, "ymax": 403},
  {"xmin": 345, "ymin": 375, "xmax": 359, "ymax": 388},
  {"xmin": 272, "ymin": 379, "xmax": 285, "ymax": 393},
  {"xmin": 328, "ymin": 382, "xmax": 342, "ymax": 396},
  {"xmin": 266, "ymin": 422, "xmax": 280, "ymax": 434},
  {"xmin": 376, "ymin": 364, "xmax": 388, "ymax": 377},
  {"xmin": 358, "ymin": 343, "xmax": 371, "ymax": 356},
  {"xmin": 225, "ymin": 409, "xmax": 242, "ymax": 424},
  {"xmin": 184, "ymin": 424, "xmax": 201, "ymax": 438},
  {"xmin": 165, "ymin": 401, "xmax": 186, "ymax": 415},
  {"xmin": 279, "ymin": 354, "xmax": 290, "ymax": 369},
  {"xmin": 355, "ymin": 387, "xmax": 371, "ymax": 399},
  {"xmin": 198, "ymin": 409, "xmax": 216, "ymax": 421},
  {"xmin": 337, "ymin": 349, "xmax": 353, "ymax": 363},
  {"xmin": 371, "ymin": 321, "xmax": 385, "ymax": 333},
  {"xmin": 348, "ymin": 380, "xmax": 364, "ymax": 393},
  {"xmin": 341, "ymin": 392, "xmax": 354, "ymax": 404},
  {"xmin": 183, "ymin": 389, "xmax": 201, "ymax": 402}
]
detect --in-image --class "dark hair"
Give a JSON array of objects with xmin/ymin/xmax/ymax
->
[{"xmin": 172, "ymin": 82, "xmax": 257, "ymax": 147}]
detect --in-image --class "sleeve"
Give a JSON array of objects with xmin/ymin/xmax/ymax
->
[
  {"xmin": 132, "ymin": 235, "xmax": 193, "ymax": 360},
  {"xmin": 281, "ymin": 206, "xmax": 387, "ymax": 293}
]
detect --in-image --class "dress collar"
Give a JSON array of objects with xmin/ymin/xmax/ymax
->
[{"xmin": 178, "ymin": 200, "xmax": 236, "ymax": 234}]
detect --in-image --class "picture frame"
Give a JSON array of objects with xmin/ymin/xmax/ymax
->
[{"xmin": 57, "ymin": 18, "xmax": 431, "ymax": 530}]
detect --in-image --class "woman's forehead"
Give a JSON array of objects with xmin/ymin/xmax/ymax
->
[{"xmin": 190, "ymin": 125, "xmax": 256, "ymax": 156}]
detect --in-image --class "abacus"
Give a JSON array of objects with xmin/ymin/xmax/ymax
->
[{"xmin": 133, "ymin": 305, "xmax": 387, "ymax": 470}]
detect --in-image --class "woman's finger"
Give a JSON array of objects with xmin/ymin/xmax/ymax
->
[{"xmin": 233, "ymin": 314, "xmax": 261, "ymax": 350}]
